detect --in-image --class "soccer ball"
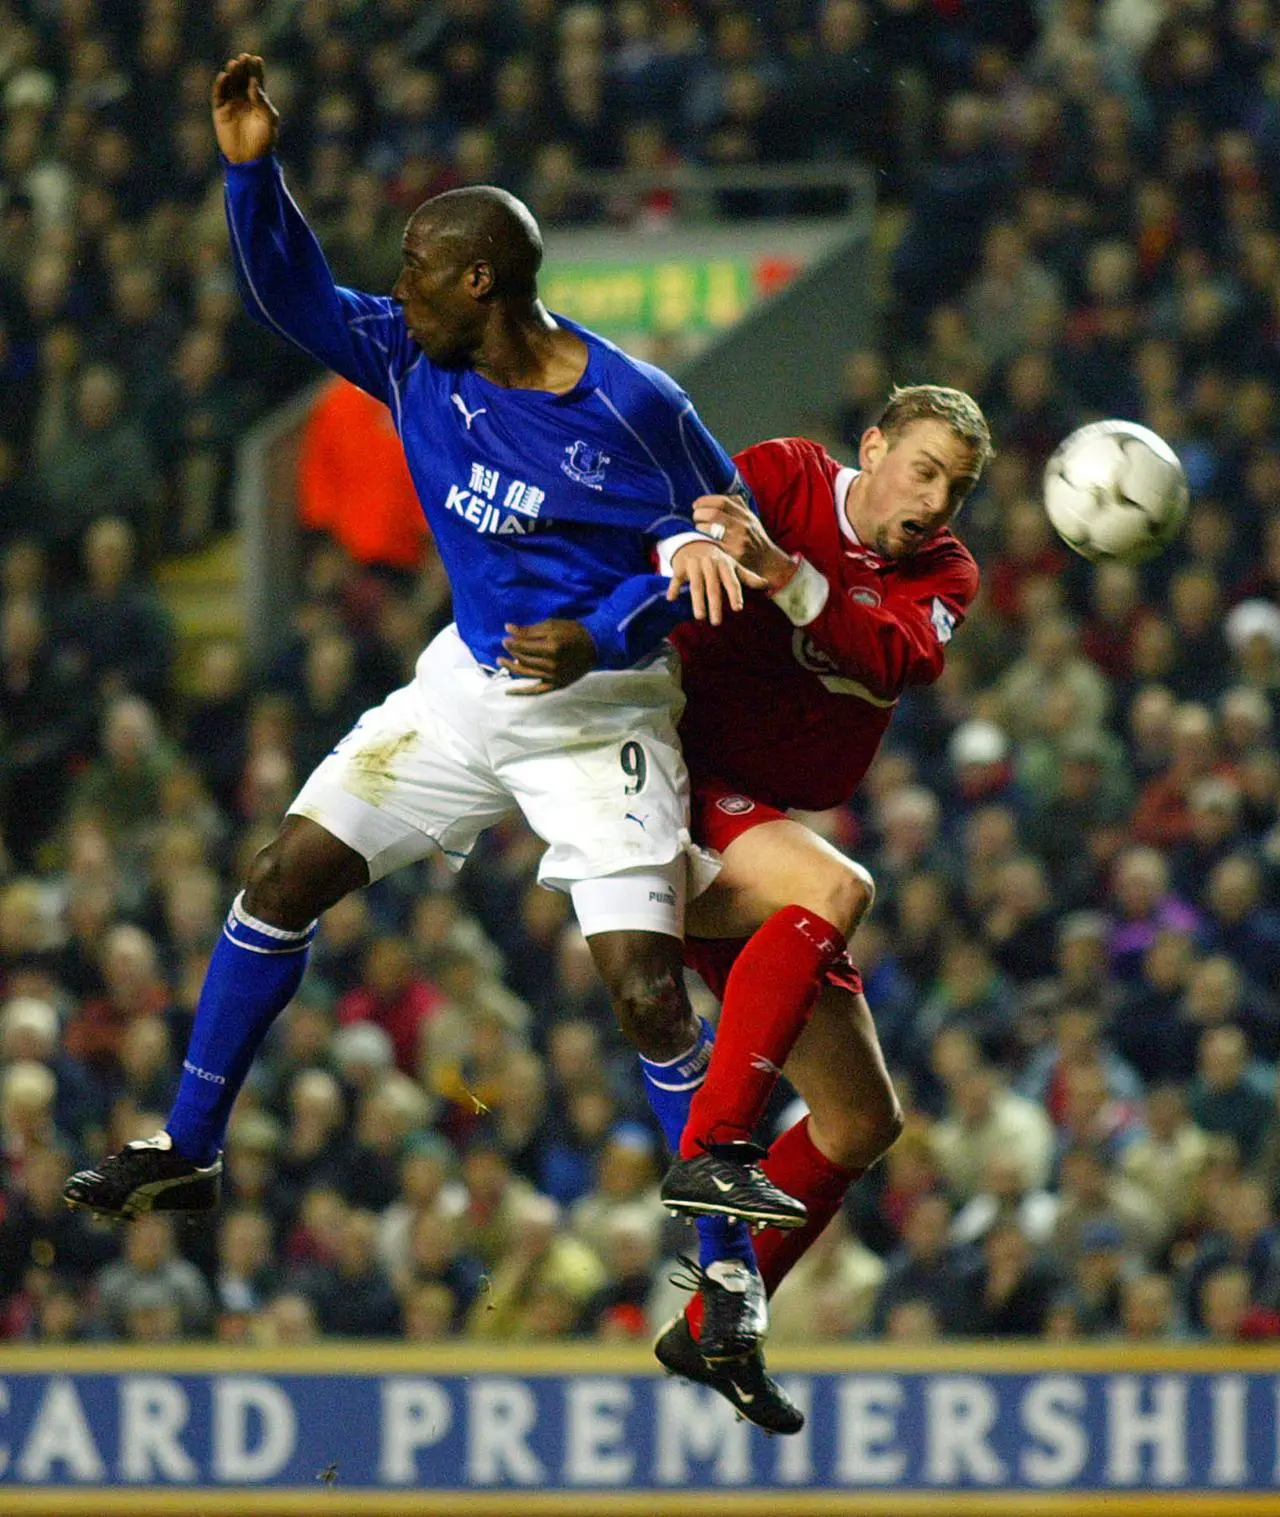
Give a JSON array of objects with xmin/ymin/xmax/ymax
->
[{"xmin": 1043, "ymin": 420, "xmax": 1189, "ymax": 564}]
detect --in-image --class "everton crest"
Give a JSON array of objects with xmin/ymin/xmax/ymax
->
[{"xmin": 561, "ymin": 440, "xmax": 611, "ymax": 490}]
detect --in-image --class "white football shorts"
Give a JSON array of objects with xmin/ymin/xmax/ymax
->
[{"xmin": 288, "ymin": 624, "xmax": 717, "ymax": 935}]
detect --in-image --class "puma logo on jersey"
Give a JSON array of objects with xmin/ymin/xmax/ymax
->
[{"xmin": 451, "ymin": 394, "xmax": 487, "ymax": 429}]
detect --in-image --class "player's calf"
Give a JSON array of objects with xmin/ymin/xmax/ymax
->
[
  {"xmin": 589, "ymin": 928, "xmax": 698, "ymax": 1061},
  {"xmin": 785, "ymin": 986, "xmax": 904, "ymax": 1173},
  {"xmin": 809, "ymin": 1079, "xmax": 904, "ymax": 1172}
]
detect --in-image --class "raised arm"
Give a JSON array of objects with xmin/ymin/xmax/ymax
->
[{"xmin": 213, "ymin": 54, "xmax": 418, "ymax": 410}]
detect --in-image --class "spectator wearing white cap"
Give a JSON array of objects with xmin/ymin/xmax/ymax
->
[
  {"xmin": 948, "ymin": 719, "xmax": 1019, "ymax": 813},
  {"xmin": 0, "ymin": 1058, "xmax": 61, "ymax": 1171},
  {"xmin": 570, "ymin": 1120, "xmax": 663, "ymax": 1257},
  {"xmin": 1225, "ymin": 598, "xmax": 1280, "ymax": 702}
]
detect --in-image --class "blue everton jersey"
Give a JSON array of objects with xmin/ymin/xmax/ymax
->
[{"xmin": 224, "ymin": 156, "xmax": 742, "ymax": 669}]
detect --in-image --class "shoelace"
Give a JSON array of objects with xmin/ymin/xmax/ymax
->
[
  {"xmin": 668, "ymin": 1253, "xmax": 756, "ymax": 1296},
  {"xmin": 667, "ymin": 1252, "xmax": 707, "ymax": 1294}
]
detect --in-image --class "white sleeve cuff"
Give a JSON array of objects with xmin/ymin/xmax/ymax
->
[
  {"xmin": 655, "ymin": 531, "xmax": 709, "ymax": 578},
  {"xmin": 769, "ymin": 555, "xmax": 830, "ymax": 625}
]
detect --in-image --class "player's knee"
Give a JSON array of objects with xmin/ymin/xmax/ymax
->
[
  {"xmin": 608, "ymin": 964, "xmax": 695, "ymax": 1062},
  {"xmin": 868, "ymin": 1087, "xmax": 906, "ymax": 1159},
  {"xmin": 814, "ymin": 860, "xmax": 875, "ymax": 938},
  {"xmin": 242, "ymin": 828, "xmax": 361, "ymax": 931},
  {"xmin": 243, "ymin": 842, "xmax": 312, "ymax": 930}
]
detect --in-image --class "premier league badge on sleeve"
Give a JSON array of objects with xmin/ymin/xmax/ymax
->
[{"xmin": 562, "ymin": 440, "xmax": 611, "ymax": 490}]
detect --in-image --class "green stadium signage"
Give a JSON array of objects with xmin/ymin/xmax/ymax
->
[{"xmin": 542, "ymin": 257, "xmax": 800, "ymax": 338}]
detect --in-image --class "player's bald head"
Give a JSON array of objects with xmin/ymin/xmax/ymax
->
[{"xmin": 405, "ymin": 186, "xmax": 543, "ymax": 300}]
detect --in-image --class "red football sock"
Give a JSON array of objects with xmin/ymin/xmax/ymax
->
[
  {"xmin": 752, "ymin": 1117, "xmax": 863, "ymax": 1296},
  {"xmin": 679, "ymin": 906, "xmax": 845, "ymax": 1158},
  {"xmin": 685, "ymin": 1117, "xmax": 862, "ymax": 1340}
]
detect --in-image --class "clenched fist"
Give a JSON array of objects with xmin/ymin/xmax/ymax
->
[{"xmin": 689, "ymin": 493, "xmax": 795, "ymax": 591}]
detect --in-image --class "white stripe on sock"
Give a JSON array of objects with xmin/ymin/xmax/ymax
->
[
  {"xmin": 645, "ymin": 1074, "xmax": 708, "ymax": 1093},
  {"xmin": 640, "ymin": 1031, "xmax": 707, "ymax": 1071},
  {"xmin": 221, "ymin": 927, "xmax": 313, "ymax": 956},
  {"xmin": 229, "ymin": 892, "xmax": 317, "ymax": 942}
]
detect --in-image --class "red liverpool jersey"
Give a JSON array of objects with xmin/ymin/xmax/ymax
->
[{"xmin": 672, "ymin": 436, "xmax": 980, "ymax": 811}]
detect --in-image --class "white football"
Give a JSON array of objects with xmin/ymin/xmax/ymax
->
[{"xmin": 1043, "ymin": 420, "xmax": 1189, "ymax": 564}]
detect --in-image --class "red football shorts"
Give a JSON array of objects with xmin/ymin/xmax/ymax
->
[{"xmin": 685, "ymin": 776, "xmax": 865, "ymax": 1002}]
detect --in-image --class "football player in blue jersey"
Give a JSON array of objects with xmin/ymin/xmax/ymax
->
[{"xmin": 65, "ymin": 56, "xmax": 802, "ymax": 1417}]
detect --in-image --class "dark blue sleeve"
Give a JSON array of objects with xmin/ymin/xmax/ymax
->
[
  {"xmin": 223, "ymin": 155, "xmax": 420, "ymax": 415},
  {"xmin": 578, "ymin": 367, "xmax": 751, "ymax": 667},
  {"xmin": 578, "ymin": 570, "xmax": 689, "ymax": 669}
]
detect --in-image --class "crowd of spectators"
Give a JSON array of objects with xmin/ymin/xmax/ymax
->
[
  {"xmin": 0, "ymin": 0, "xmax": 924, "ymax": 566},
  {"xmin": 4, "ymin": 0, "xmax": 1280, "ymax": 1350}
]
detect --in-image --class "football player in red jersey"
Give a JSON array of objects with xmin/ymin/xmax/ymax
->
[
  {"xmin": 502, "ymin": 385, "xmax": 991, "ymax": 1428},
  {"xmin": 651, "ymin": 386, "xmax": 990, "ymax": 1422}
]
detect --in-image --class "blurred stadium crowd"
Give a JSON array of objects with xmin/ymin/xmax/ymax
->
[{"xmin": 4, "ymin": 0, "xmax": 1280, "ymax": 1350}]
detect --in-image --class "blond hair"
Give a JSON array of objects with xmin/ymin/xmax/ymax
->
[{"xmin": 876, "ymin": 384, "xmax": 993, "ymax": 471}]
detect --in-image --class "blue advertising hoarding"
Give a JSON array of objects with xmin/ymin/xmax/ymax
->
[{"xmin": 2, "ymin": 1342, "xmax": 1279, "ymax": 1513}]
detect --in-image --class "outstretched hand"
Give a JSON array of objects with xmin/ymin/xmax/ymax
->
[
  {"xmin": 211, "ymin": 53, "xmax": 280, "ymax": 164},
  {"xmin": 666, "ymin": 538, "xmax": 764, "ymax": 623},
  {"xmin": 499, "ymin": 619, "xmax": 597, "ymax": 694}
]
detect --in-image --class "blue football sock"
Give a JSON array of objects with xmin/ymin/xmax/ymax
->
[
  {"xmin": 165, "ymin": 893, "xmax": 316, "ymax": 1165},
  {"xmin": 638, "ymin": 1016, "xmax": 714, "ymax": 1152},
  {"xmin": 637, "ymin": 1017, "xmax": 755, "ymax": 1272},
  {"xmin": 697, "ymin": 1213, "xmax": 758, "ymax": 1270}
]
